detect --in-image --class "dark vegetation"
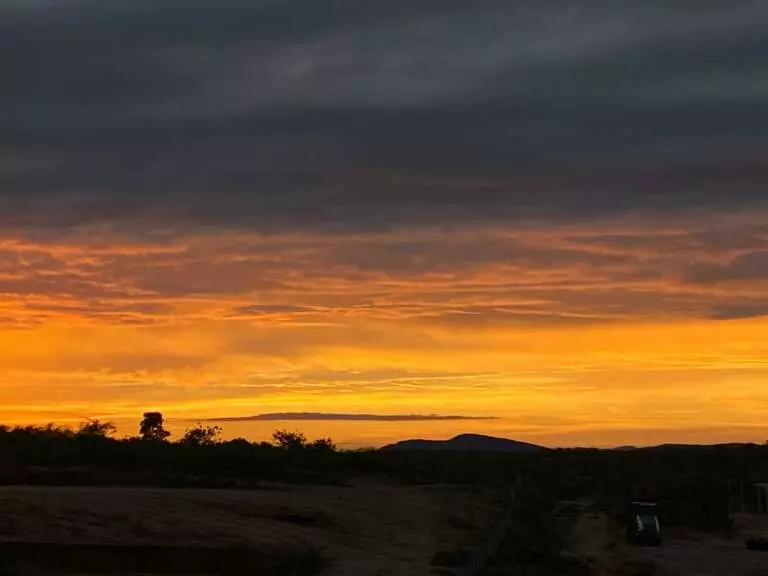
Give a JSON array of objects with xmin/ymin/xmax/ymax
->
[
  {"xmin": 2, "ymin": 419, "xmax": 768, "ymax": 574},
  {"xmin": 0, "ymin": 416, "xmax": 531, "ymax": 487},
  {"xmin": 481, "ymin": 481, "xmax": 592, "ymax": 576},
  {"xmin": 2, "ymin": 417, "xmax": 768, "ymax": 497},
  {"xmin": 745, "ymin": 535, "xmax": 768, "ymax": 551},
  {"xmin": 0, "ymin": 417, "xmax": 344, "ymax": 487},
  {"xmin": 537, "ymin": 445, "xmax": 768, "ymax": 532}
]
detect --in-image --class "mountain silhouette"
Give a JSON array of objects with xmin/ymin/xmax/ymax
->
[{"xmin": 381, "ymin": 433, "xmax": 544, "ymax": 453}]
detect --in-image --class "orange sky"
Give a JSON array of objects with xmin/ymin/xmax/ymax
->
[
  {"xmin": 1, "ymin": 212, "xmax": 767, "ymax": 447},
  {"xmin": 4, "ymin": 1, "xmax": 768, "ymax": 450}
]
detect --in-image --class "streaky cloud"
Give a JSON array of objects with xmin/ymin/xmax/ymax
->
[{"xmin": 206, "ymin": 412, "xmax": 498, "ymax": 422}]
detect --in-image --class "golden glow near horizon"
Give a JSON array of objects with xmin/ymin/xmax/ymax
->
[{"xmin": 1, "ymin": 212, "xmax": 767, "ymax": 447}]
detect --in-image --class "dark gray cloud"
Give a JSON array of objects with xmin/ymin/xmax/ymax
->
[
  {"xmin": 685, "ymin": 251, "xmax": 768, "ymax": 284},
  {"xmin": 207, "ymin": 412, "xmax": 496, "ymax": 422},
  {"xmin": 230, "ymin": 304, "xmax": 318, "ymax": 317},
  {"xmin": 707, "ymin": 301, "xmax": 768, "ymax": 320},
  {"xmin": 2, "ymin": 1, "xmax": 768, "ymax": 232}
]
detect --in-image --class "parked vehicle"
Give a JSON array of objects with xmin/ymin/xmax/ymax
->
[{"xmin": 626, "ymin": 501, "xmax": 661, "ymax": 546}]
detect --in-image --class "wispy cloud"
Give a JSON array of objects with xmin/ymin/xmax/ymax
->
[{"xmin": 206, "ymin": 412, "xmax": 498, "ymax": 422}]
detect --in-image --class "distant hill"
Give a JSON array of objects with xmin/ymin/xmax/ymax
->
[
  {"xmin": 651, "ymin": 442, "xmax": 758, "ymax": 450},
  {"xmin": 611, "ymin": 442, "xmax": 758, "ymax": 452},
  {"xmin": 381, "ymin": 433, "xmax": 544, "ymax": 453}
]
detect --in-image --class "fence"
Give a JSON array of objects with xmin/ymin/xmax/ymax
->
[{"xmin": 457, "ymin": 476, "xmax": 522, "ymax": 576}]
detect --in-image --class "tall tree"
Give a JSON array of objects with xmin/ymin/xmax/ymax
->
[{"xmin": 139, "ymin": 412, "xmax": 171, "ymax": 441}]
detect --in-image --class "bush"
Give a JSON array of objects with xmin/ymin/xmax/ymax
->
[
  {"xmin": 77, "ymin": 419, "xmax": 117, "ymax": 438},
  {"xmin": 179, "ymin": 424, "xmax": 222, "ymax": 446},
  {"xmin": 272, "ymin": 430, "xmax": 307, "ymax": 450}
]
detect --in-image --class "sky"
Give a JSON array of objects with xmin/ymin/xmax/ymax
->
[{"xmin": 2, "ymin": 1, "xmax": 768, "ymax": 447}]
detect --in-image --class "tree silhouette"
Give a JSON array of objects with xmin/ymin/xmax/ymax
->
[
  {"xmin": 179, "ymin": 423, "xmax": 222, "ymax": 446},
  {"xmin": 309, "ymin": 437, "xmax": 336, "ymax": 451},
  {"xmin": 77, "ymin": 418, "xmax": 117, "ymax": 438},
  {"xmin": 272, "ymin": 429, "xmax": 307, "ymax": 450},
  {"xmin": 139, "ymin": 412, "xmax": 171, "ymax": 441}
]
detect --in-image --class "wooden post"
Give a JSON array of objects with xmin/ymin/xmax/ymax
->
[
  {"xmin": 741, "ymin": 479, "xmax": 746, "ymax": 514},
  {"xmin": 458, "ymin": 477, "xmax": 521, "ymax": 576},
  {"xmin": 727, "ymin": 479, "xmax": 732, "ymax": 517}
]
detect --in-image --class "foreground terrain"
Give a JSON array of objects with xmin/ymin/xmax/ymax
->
[
  {"xmin": 5, "ymin": 427, "xmax": 768, "ymax": 574},
  {"xmin": 0, "ymin": 483, "xmax": 503, "ymax": 576},
  {"xmin": 630, "ymin": 514, "xmax": 768, "ymax": 576},
  {"xmin": 563, "ymin": 502, "xmax": 768, "ymax": 576}
]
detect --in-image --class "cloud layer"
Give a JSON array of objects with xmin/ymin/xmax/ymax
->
[
  {"xmin": 208, "ymin": 413, "xmax": 496, "ymax": 422},
  {"xmin": 2, "ymin": 1, "xmax": 768, "ymax": 232},
  {"xmin": 2, "ymin": 2, "xmax": 768, "ymax": 446},
  {"xmin": 1, "ymin": 215, "xmax": 767, "ymax": 333}
]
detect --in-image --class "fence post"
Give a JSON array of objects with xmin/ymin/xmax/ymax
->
[{"xmin": 457, "ymin": 476, "xmax": 521, "ymax": 576}]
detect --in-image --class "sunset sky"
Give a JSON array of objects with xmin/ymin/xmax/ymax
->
[{"xmin": 2, "ymin": 2, "xmax": 767, "ymax": 447}]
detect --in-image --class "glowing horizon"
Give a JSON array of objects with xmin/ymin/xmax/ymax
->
[{"xmin": 1, "ymin": 214, "xmax": 767, "ymax": 447}]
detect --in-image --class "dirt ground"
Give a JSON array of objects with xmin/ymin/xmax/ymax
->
[
  {"xmin": 0, "ymin": 482, "xmax": 502, "ymax": 576},
  {"xmin": 564, "ymin": 501, "xmax": 768, "ymax": 576},
  {"xmin": 561, "ymin": 501, "xmax": 620, "ymax": 575},
  {"xmin": 629, "ymin": 515, "xmax": 768, "ymax": 576}
]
